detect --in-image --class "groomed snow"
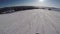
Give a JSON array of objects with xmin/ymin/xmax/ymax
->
[{"xmin": 0, "ymin": 9, "xmax": 60, "ymax": 34}]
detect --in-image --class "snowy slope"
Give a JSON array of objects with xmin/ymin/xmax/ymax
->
[{"xmin": 0, "ymin": 9, "xmax": 60, "ymax": 34}]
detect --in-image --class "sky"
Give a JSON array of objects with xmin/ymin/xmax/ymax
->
[{"xmin": 0, "ymin": 0, "xmax": 60, "ymax": 8}]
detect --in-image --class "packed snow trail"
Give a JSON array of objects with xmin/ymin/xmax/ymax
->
[{"xmin": 0, "ymin": 9, "xmax": 60, "ymax": 34}]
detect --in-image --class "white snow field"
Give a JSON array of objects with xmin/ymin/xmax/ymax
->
[{"xmin": 0, "ymin": 9, "xmax": 60, "ymax": 34}]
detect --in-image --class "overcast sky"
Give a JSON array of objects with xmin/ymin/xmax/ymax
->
[{"xmin": 0, "ymin": 0, "xmax": 60, "ymax": 8}]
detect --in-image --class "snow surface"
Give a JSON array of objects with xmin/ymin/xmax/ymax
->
[{"xmin": 0, "ymin": 9, "xmax": 60, "ymax": 34}]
